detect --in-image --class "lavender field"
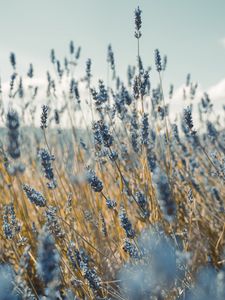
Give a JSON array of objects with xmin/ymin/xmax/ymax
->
[{"xmin": 0, "ymin": 4, "xmax": 225, "ymax": 300}]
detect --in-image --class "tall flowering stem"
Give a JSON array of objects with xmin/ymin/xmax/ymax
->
[{"xmin": 134, "ymin": 6, "xmax": 142, "ymax": 76}]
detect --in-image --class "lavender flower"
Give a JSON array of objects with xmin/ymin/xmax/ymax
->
[
  {"xmin": 67, "ymin": 244, "xmax": 89, "ymax": 271},
  {"xmin": 171, "ymin": 123, "xmax": 180, "ymax": 144},
  {"xmin": 162, "ymin": 55, "xmax": 167, "ymax": 71},
  {"xmin": 190, "ymin": 82, "xmax": 198, "ymax": 99},
  {"xmin": 211, "ymin": 187, "xmax": 224, "ymax": 212},
  {"xmin": 121, "ymin": 84, "xmax": 132, "ymax": 105},
  {"xmin": 99, "ymin": 212, "xmax": 107, "ymax": 237},
  {"xmin": 119, "ymin": 208, "xmax": 135, "ymax": 239},
  {"xmin": 141, "ymin": 113, "xmax": 149, "ymax": 146},
  {"xmin": 186, "ymin": 73, "xmax": 191, "ymax": 86},
  {"xmin": 15, "ymin": 246, "xmax": 36, "ymax": 300},
  {"xmin": 87, "ymin": 169, "xmax": 103, "ymax": 192},
  {"xmin": 6, "ymin": 109, "xmax": 20, "ymax": 159},
  {"xmin": 50, "ymin": 49, "xmax": 56, "ymax": 64},
  {"xmin": 105, "ymin": 198, "xmax": 117, "ymax": 209},
  {"xmin": 152, "ymin": 167, "xmax": 176, "ymax": 222},
  {"xmin": 123, "ymin": 239, "xmax": 140, "ymax": 259},
  {"xmin": 70, "ymin": 79, "xmax": 80, "ymax": 103},
  {"xmin": 86, "ymin": 58, "xmax": 92, "ymax": 83},
  {"xmin": 92, "ymin": 120, "xmax": 113, "ymax": 148},
  {"xmin": 155, "ymin": 49, "xmax": 162, "ymax": 72},
  {"xmin": 207, "ymin": 121, "xmax": 218, "ymax": 142},
  {"xmin": 130, "ymin": 109, "xmax": 139, "ymax": 153},
  {"xmin": 200, "ymin": 93, "xmax": 213, "ymax": 113},
  {"xmin": 119, "ymin": 227, "xmax": 178, "ymax": 299},
  {"xmin": 22, "ymin": 184, "xmax": 46, "ymax": 207},
  {"xmin": 127, "ymin": 65, "xmax": 135, "ymax": 87},
  {"xmin": 18, "ymin": 77, "xmax": 24, "ymax": 98},
  {"xmin": 27, "ymin": 63, "xmax": 33, "ymax": 78},
  {"xmin": 107, "ymin": 44, "xmax": 116, "ymax": 77},
  {"xmin": 38, "ymin": 148, "xmax": 57, "ymax": 189},
  {"xmin": 75, "ymin": 46, "xmax": 81, "ymax": 59},
  {"xmin": 140, "ymin": 70, "xmax": 150, "ymax": 97},
  {"xmin": 40, "ymin": 105, "xmax": 49, "ymax": 130},
  {"xmin": 136, "ymin": 191, "xmax": 150, "ymax": 218},
  {"xmin": 92, "ymin": 121, "xmax": 103, "ymax": 148},
  {"xmin": 134, "ymin": 6, "xmax": 142, "ymax": 39},
  {"xmin": 45, "ymin": 206, "xmax": 65, "ymax": 238},
  {"xmin": 37, "ymin": 226, "xmax": 60, "ymax": 284},
  {"xmin": 8, "ymin": 202, "xmax": 21, "ymax": 234},
  {"xmin": 9, "ymin": 72, "xmax": 17, "ymax": 93},
  {"xmin": 80, "ymin": 261, "xmax": 101, "ymax": 291},
  {"xmin": 54, "ymin": 109, "xmax": 60, "ymax": 125},
  {"xmin": 2, "ymin": 203, "xmax": 20, "ymax": 239},
  {"xmin": 10, "ymin": 52, "xmax": 16, "ymax": 69},
  {"xmin": 3, "ymin": 205, "xmax": 13, "ymax": 239},
  {"xmin": 183, "ymin": 106, "xmax": 194, "ymax": 131},
  {"xmin": 147, "ymin": 148, "xmax": 157, "ymax": 172},
  {"xmin": 108, "ymin": 149, "xmax": 118, "ymax": 161},
  {"xmin": 0, "ymin": 265, "xmax": 18, "ymax": 300},
  {"xmin": 138, "ymin": 56, "xmax": 144, "ymax": 74},
  {"xmin": 56, "ymin": 60, "xmax": 63, "ymax": 78},
  {"xmin": 133, "ymin": 76, "xmax": 139, "ymax": 100},
  {"xmin": 64, "ymin": 57, "xmax": 69, "ymax": 73},
  {"xmin": 91, "ymin": 80, "xmax": 108, "ymax": 110},
  {"xmin": 169, "ymin": 84, "xmax": 174, "ymax": 98},
  {"xmin": 68, "ymin": 244, "xmax": 101, "ymax": 291},
  {"xmin": 69, "ymin": 40, "xmax": 75, "ymax": 54}
]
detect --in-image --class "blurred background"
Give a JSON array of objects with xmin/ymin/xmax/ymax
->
[{"xmin": 0, "ymin": 0, "xmax": 224, "ymax": 111}]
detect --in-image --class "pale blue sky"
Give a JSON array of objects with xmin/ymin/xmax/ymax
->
[{"xmin": 0, "ymin": 0, "xmax": 225, "ymax": 90}]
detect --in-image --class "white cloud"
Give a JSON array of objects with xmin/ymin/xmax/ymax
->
[
  {"xmin": 207, "ymin": 78, "xmax": 225, "ymax": 101},
  {"xmin": 0, "ymin": 75, "xmax": 92, "ymax": 128},
  {"xmin": 166, "ymin": 78, "xmax": 225, "ymax": 125},
  {"xmin": 0, "ymin": 73, "xmax": 224, "ymax": 128},
  {"xmin": 169, "ymin": 78, "xmax": 225, "ymax": 107}
]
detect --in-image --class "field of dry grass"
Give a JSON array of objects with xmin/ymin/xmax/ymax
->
[{"xmin": 0, "ymin": 6, "xmax": 225, "ymax": 300}]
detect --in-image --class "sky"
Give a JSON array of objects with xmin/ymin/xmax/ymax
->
[{"xmin": 0, "ymin": 0, "xmax": 225, "ymax": 100}]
